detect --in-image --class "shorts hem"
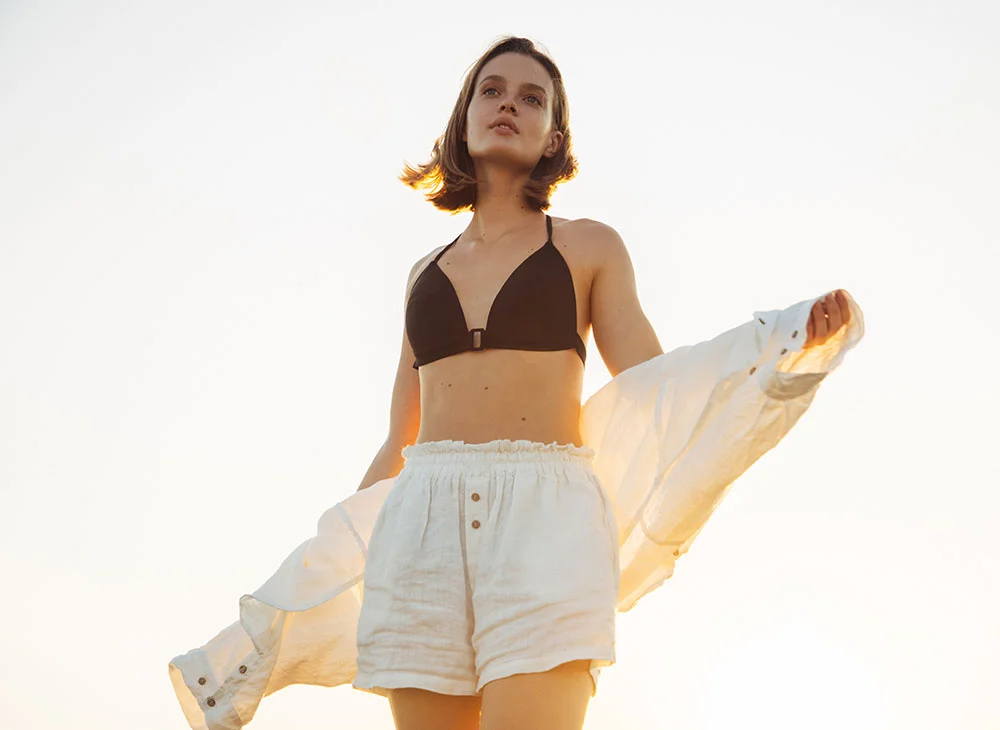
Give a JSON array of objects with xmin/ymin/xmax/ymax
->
[
  {"xmin": 476, "ymin": 647, "xmax": 616, "ymax": 695},
  {"xmin": 353, "ymin": 670, "xmax": 481, "ymax": 698}
]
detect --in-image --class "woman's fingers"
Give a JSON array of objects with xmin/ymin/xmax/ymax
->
[
  {"xmin": 803, "ymin": 290, "xmax": 851, "ymax": 349},
  {"xmin": 824, "ymin": 292, "xmax": 843, "ymax": 334},
  {"xmin": 810, "ymin": 298, "xmax": 829, "ymax": 342},
  {"xmin": 835, "ymin": 289, "xmax": 851, "ymax": 325}
]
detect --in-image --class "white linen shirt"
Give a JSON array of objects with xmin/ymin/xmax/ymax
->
[{"xmin": 169, "ymin": 291, "xmax": 866, "ymax": 730}]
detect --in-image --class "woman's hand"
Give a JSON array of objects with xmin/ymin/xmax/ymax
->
[{"xmin": 805, "ymin": 289, "xmax": 852, "ymax": 349}]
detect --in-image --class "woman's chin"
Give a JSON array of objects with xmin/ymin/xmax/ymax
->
[{"xmin": 469, "ymin": 147, "xmax": 540, "ymax": 173}]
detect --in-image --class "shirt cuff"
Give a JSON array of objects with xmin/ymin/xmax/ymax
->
[{"xmin": 749, "ymin": 290, "xmax": 865, "ymax": 400}]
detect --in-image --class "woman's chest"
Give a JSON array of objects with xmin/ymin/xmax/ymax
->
[{"xmin": 415, "ymin": 222, "xmax": 597, "ymax": 336}]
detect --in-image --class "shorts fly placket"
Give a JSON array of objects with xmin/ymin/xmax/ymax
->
[{"xmin": 462, "ymin": 472, "xmax": 490, "ymax": 595}]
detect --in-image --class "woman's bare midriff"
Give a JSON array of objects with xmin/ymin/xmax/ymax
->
[{"xmin": 414, "ymin": 347, "xmax": 587, "ymax": 447}]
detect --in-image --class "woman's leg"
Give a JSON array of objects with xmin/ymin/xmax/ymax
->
[
  {"xmin": 479, "ymin": 660, "xmax": 593, "ymax": 730},
  {"xmin": 389, "ymin": 688, "xmax": 483, "ymax": 730}
]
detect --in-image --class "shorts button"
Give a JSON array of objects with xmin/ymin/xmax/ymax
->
[
  {"xmin": 207, "ymin": 698, "xmax": 216, "ymax": 707},
  {"xmin": 198, "ymin": 677, "xmax": 207, "ymax": 686},
  {"xmin": 471, "ymin": 493, "xmax": 480, "ymax": 501},
  {"xmin": 471, "ymin": 520, "xmax": 481, "ymax": 529},
  {"xmin": 238, "ymin": 665, "xmax": 247, "ymax": 674}
]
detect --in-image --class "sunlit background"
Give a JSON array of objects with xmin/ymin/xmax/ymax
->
[{"xmin": 2, "ymin": 1, "xmax": 997, "ymax": 728}]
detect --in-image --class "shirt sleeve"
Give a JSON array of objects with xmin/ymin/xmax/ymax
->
[
  {"xmin": 168, "ymin": 478, "xmax": 395, "ymax": 730},
  {"xmin": 581, "ymin": 291, "xmax": 865, "ymax": 612}
]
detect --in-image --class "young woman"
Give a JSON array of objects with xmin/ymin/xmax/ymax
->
[
  {"xmin": 349, "ymin": 36, "xmax": 852, "ymax": 730},
  {"xmin": 168, "ymin": 36, "xmax": 859, "ymax": 730}
]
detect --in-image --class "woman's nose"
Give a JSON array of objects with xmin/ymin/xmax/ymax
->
[{"xmin": 499, "ymin": 100, "xmax": 517, "ymax": 113}]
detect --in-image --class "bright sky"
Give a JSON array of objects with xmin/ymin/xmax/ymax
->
[{"xmin": 2, "ymin": 1, "xmax": 997, "ymax": 728}]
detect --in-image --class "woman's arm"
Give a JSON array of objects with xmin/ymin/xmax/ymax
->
[
  {"xmin": 355, "ymin": 256, "xmax": 428, "ymax": 491},
  {"xmin": 586, "ymin": 220, "xmax": 664, "ymax": 378}
]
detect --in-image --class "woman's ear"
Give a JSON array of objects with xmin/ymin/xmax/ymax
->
[{"xmin": 544, "ymin": 130, "xmax": 564, "ymax": 158}]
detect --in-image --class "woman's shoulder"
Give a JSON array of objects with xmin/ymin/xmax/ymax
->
[
  {"xmin": 552, "ymin": 216, "xmax": 621, "ymax": 238},
  {"xmin": 550, "ymin": 216, "xmax": 629, "ymax": 269}
]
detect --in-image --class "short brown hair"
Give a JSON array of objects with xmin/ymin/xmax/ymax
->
[{"xmin": 399, "ymin": 36, "xmax": 578, "ymax": 213}]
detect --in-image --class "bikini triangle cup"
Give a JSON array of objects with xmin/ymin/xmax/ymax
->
[{"xmin": 406, "ymin": 215, "xmax": 587, "ymax": 369}]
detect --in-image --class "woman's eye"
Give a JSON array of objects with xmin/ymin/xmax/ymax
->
[{"xmin": 482, "ymin": 88, "xmax": 541, "ymax": 105}]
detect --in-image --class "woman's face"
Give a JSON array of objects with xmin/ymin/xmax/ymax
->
[{"xmin": 464, "ymin": 52, "xmax": 563, "ymax": 173}]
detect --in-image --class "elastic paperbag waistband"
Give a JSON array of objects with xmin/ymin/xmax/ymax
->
[{"xmin": 401, "ymin": 438, "xmax": 595, "ymax": 465}]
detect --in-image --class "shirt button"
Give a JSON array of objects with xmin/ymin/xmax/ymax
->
[
  {"xmin": 471, "ymin": 520, "xmax": 481, "ymax": 529},
  {"xmin": 758, "ymin": 318, "xmax": 765, "ymax": 324},
  {"xmin": 207, "ymin": 698, "xmax": 216, "ymax": 707},
  {"xmin": 198, "ymin": 677, "xmax": 207, "ymax": 686},
  {"xmin": 749, "ymin": 366, "xmax": 757, "ymax": 374},
  {"xmin": 471, "ymin": 493, "xmax": 480, "ymax": 501},
  {"xmin": 780, "ymin": 348, "xmax": 788, "ymax": 354},
  {"xmin": 792, "ymin": 330, "xmax": 799, "ymax": 338},
  {"xmin": 239, "ymin": 665, "xmax": 247, "ymax": 674}
]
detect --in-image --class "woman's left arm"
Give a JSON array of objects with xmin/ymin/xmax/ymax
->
[
  {"xmin": 586, "ymin": 221, "xmax": 664, "ymax": 377},
  {"xmin": 587, "ymin": 221, "xmax": 852, "ymax": 378}
]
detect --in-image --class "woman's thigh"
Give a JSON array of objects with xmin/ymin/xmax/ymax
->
[
  {"xmin": 388, "ymin": 688, "xmax": 483, "ymax": 730},
  {"xmin": 479, "ymin": 660, "xmax": 593, "ymax": 730}
]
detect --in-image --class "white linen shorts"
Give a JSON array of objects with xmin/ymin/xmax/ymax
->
[{"xmin": 352, "ymin": 438, "xmax": 620, "ymax": 698}]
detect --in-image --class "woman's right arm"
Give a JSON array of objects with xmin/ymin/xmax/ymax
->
[{"xmin": 355, "ymin": 255, "xmax": 429, "ymax": 491}]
